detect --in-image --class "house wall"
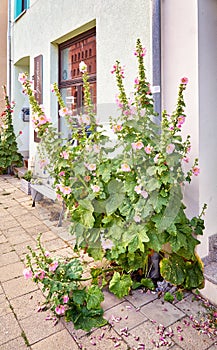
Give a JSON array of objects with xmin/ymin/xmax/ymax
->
[
  {"xmin": 0, "ymin": 0, "xmax": 8, "ymax": 111},
  {"xmin": 162, "ymin": 0, "xmax": 217, "ymax": 259},
  {"xmin": 11, "ymin": 0, "xmax": 152, "ymax": 160}
]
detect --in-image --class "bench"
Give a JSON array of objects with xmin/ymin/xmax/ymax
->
[{"xmin": 31, "ymin": 184, "xmax": 64, "ymax": 227}]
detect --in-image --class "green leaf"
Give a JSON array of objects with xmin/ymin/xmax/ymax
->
[
  {"xmin": 140, "ymin": 278, "xmax": 155, "ymax": 290},
  {"xmin": 146, "ymin": 178, "xmax": 161, "ymax": 192},
  {"xmin": 160, "ymin": 255, "xmax": 185, "ymax": 285},
  {"xmin": 86, "ymin": 285, "xmax": 104, "ymax": 310},
  {"xmin": 105, "ymin": 193, "xmax": 125, "ymax": 215},
  {"xmin": 164, "ymin": 292, "xmax": 175, "ymax": 302},
  {"xmin": 109, "ymin": 272, "xmax": 132, "ymax": 298},
  {"xmin": 72, "ymin": 289, "xmax": 86, "ymax": 305}
]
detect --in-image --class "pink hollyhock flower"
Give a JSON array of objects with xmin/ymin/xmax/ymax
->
[
  {"xmin": 111, "ymin": 65, "xmax": 117, "ymax": 74},
  {"xmin": 115, "ymin": 96, "xmax": 124, "ymax": 108},
  {"xmin": 50, "ymin": 84, "xmax": 55, "ymax": 93},
  {"xmin": 19, "ymin": 130, "xmax": 23, "ymax": 135},
  {"xmin": 58, "ymin": 171, "xmax": 65, "ymax": 176},
  {"xmin": 134, "ymin": 185, "xmax": 142, "ymax": 194},
  {"xmin": 59, "ymin": 107, "xmax": 69, "ymax": 117},
  {"xmin": 93, "ymin": 144, "xmax": 101, "ymax": 153},
  {"xmin": 178, "ymin": 115, "xmax": 185, "ymax": 125},
  {"xmin": 91, "ymin": 184, "xmax": 100, "ymax": 193},
  {"xmin": 169, "ymin": 125, "xmax": 174, "ymax": 131},
  {"xmin": 61, "ymin": 186, "xmax": 72, "ymax": 195},
  {"xmin": 181, "ymin": 77, "xmax": 188, "ymax": 84},
  {"xmin": 112, "ymin": 124, "xmax": 123, "ymax": 133},
  {"xmin": 144, "ymin": 145, "xmax": 153, "ymax": 154},
  {"xmin": 141, "ymin": 190, "xmax": 148, "ymax": 199},
  {"xmin": 79, "ymin": 61, "xmax": 87, "ymax": 73},
  {"xmin": 187, "ymin": 146, "xmax": 191, "ymax": 153},
  {"xmin": 45, "ymin": 251, "xmax": 50, "ymax": 257},
  {"xmin": 18, "ymin": 72, "xmax": 28, "ymax": 83},
  {"xmin": 60, "ymin": 150, "xmax": 69, "ymax": 159},
  {"xmin": 23, "ymin": 268, "xmax": 33, "ymax": 279},
  {"xmin": 183, "ymin": 157, "xmax": 189, "ymax": 163},
  {"xmin": 134, "ymin": 77, "xmax": 139, "ymax": 85},
  {"xmin": 86, "ymin": 163, "xmax": 96, "ymax": 171},
  {"xmin": 35, "ymin": 270, "xmax": 45, "ymax": 280},
  {"xmin": 63, "ymin": 295, "xmax": 69, "ymax": 304},
  {"xmin": 55, "ymin": 305, "xmax": 65, "ymax": 315},
  {"xmin": 192, "ymin": 166, "xmax": 200, "ymax": 176},
  {"xmin": 134, "ymin": 215, "xmax": 141, "ymax": 223},
  {"xmin": 154, "ymin": 154, "xmax": 160, "ymax": 163},
  {"xmin": 49, "ymin": 261, "xmax": 58, "ymax": 272},
  {"xmin": 84, "ymin": 175, "xmax": 91, "ymax": 182},
  {"xmin": 166, "ymin": 143, "xmax": 175, "ymax": 154},
  {"xmin": 131, "ymin": 141, "xmax": 144, "ymax": 150},
  {"xmin": 39, "ymin": 159, "xmax": 49, "ymax": 169},
  {"xmin": 121, "ymin": 163, "xmax": 131, "ymax": 172},
  {"xmin": 38, "ymin": 115, "xmax": 50, "ymax": 125},
  {"xmin": 123, "ymin": 109, "xmax": 131, "ymax": 116},
  {"xmin": 57, "ymin": 193, "xmax": 62, "ymax": 201}
]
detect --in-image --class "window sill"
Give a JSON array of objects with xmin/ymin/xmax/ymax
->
[{"xmin": 14, "ymin": 9, "xmax": 27, "ymax": 22}]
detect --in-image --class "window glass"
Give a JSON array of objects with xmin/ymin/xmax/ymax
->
[{"xmin": 59, "ymin": 28, "xmax": 96, "ymax": 138}]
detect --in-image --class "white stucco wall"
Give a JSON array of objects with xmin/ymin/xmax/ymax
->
[
  {"xmin": 162, "ymin": 0, "xmax": 217, "ymax": 258},
  {"xmin": 197, "ymin": 0, "xmax": 217, "ymax": 257},
  {"xmin": 11, "ymin": 0, "xmax": 152, "ymax": 161}
]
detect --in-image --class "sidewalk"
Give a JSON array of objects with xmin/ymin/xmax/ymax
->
[{"xmin": 0, "ymin": 175, "xmax": 216, "ymax": 350}]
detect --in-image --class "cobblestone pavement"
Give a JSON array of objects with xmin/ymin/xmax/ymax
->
[{"xmin": 0, "ymin": 175, "xmax": 216, "ymax": 350}]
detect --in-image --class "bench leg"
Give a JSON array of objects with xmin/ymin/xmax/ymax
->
[
  {"xmin": 32, "ymin": 191, "xmax": 39, "ymax": 207},
  {"xmin": 58, "ymin": 202, "xmax": 65, "ymax": 227}
]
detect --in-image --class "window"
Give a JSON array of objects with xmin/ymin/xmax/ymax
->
[
  {"xmin": 59, "ymin": 28, "xmax": 96, "ymax": 139},
  {"xmin": 14, "ymin": 0, "xmax": 30, "ymax": 20}
]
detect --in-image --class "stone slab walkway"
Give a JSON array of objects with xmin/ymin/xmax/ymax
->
[{"xmin": 0, "ymin": 175, "xmax": 216, "ymax": 350}]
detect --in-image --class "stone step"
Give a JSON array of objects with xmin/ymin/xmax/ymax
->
[{"xmin": 200, "ymin": 260, "xmax": 217, "ymax": 306}]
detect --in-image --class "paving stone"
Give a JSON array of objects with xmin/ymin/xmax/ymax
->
[
  {"xmin": 79, "ymin": 325, "xmax": 129, "ymax": 349},
  {"xmin": 0, "ymin": 208, "xmax": 8, "ymax": 217},
  {"xmin": 7, "ymin": 232, "xmax": 31, "ymax": 245},
  {"xmin": 19, "ymin": 311, "xmax": 64, "ymax": 345},
  {"xmin": 0, "ymin": 251, "xmax": 20, "ymax": 267},
  {"xmin": 101, "ymin": 289, "xmax": 124, "ymax": 311},
  {"xmin": 0, "ymin": 298, "xmax": 12, "ymax": 317},
  {"xmin": 2, "ymin": 275, "xmax": 38, "ymax": 299},
  {"xmin": 170, "ymin": 317, "xmax": 215, "ymax": 350},
  {"xmin": 0, "ymin": 242, "xmax": 13, "ymax": 254},
  {"xmin": 170, "ymin": 346, "xmax": 183, "ymax": 349},
  {"xmin": 0, "ymin": 336, "xmax": 28, "ymax": 350},
  {"xmin": 0, "ymin": 285, "xmax": 3, "ymax": 294},
  {"xmin": 175, "ymin": 294, "xmax": 210, "ymax": 320},
  {"xmin": 31, "ymin": 329, "xmax": 79, "ymax": 350},
  {"xmin": 124, "ymin": 320, "xmax": 174, "ymax": 349},
  {"xmin": 104, "ymin": 301, "xmax": 147, "ymax": 333},
  {"xmin": 140, "ymin": 299, "xmax": 185, "ymax": 327},
  {"xmin": 0, "ymin": 262, "xmax": 24, "ymax": 282},
  {"xmin": 0, "ymin": 313, "xmax": 21, "ymax": 345},
  {"xmin": 27, "ymin": 224, "xmax": 52, "ymax": 236},
  {"xmin": 13, "ymin": 239, "xmax": 37, "ymax": 257},
  {"xmin": 5, "ymin": 205, "xmax": 29, "ymax": 217},
  {"xmin": 9, "ymin": 289, "xmax": 45, "ymax": 320},
  {"xmin": 0, "ymin": 234, "xmax": 8, "ymax": 244},
  {"xmin": 0, "ymin": 295, "xmax": 5, "ymax": 304},
  {"xmin": 16, "ymin": 214, "xmax": 42, "ymax": 228},
  {"xmin": 43, "ymin": 238, "xmax": 68, "ymax": 252},
  {"xmin": 0, "ymin": 217, "xmax": 18, "ymax": 230},
  {"xmin": 124, "ymin": 289, "xmax": 158, "ymax": 308},
  {"xmin": 33, "ymin": 230, "xmax": 57, "ymax": 242},
  {"xmin": 4, "ymin": 226, "xmax": 27, "ymax": 237},
  {"xmin": 208, "ymin": 345, "xmax": 217, "ymax": 350},
  {"xmin": 60, "ymin": 319, "xmax": 88, "ymax": 339}
]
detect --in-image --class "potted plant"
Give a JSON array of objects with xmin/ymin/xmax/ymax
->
[{"xmin": 20, "ymin": 170, "xmax": 32, "ymax": 195}]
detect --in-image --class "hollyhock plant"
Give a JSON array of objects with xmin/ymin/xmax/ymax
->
[{"xmin": 22, "ymin": 39, "xmax": 206, "ymax": 332}]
